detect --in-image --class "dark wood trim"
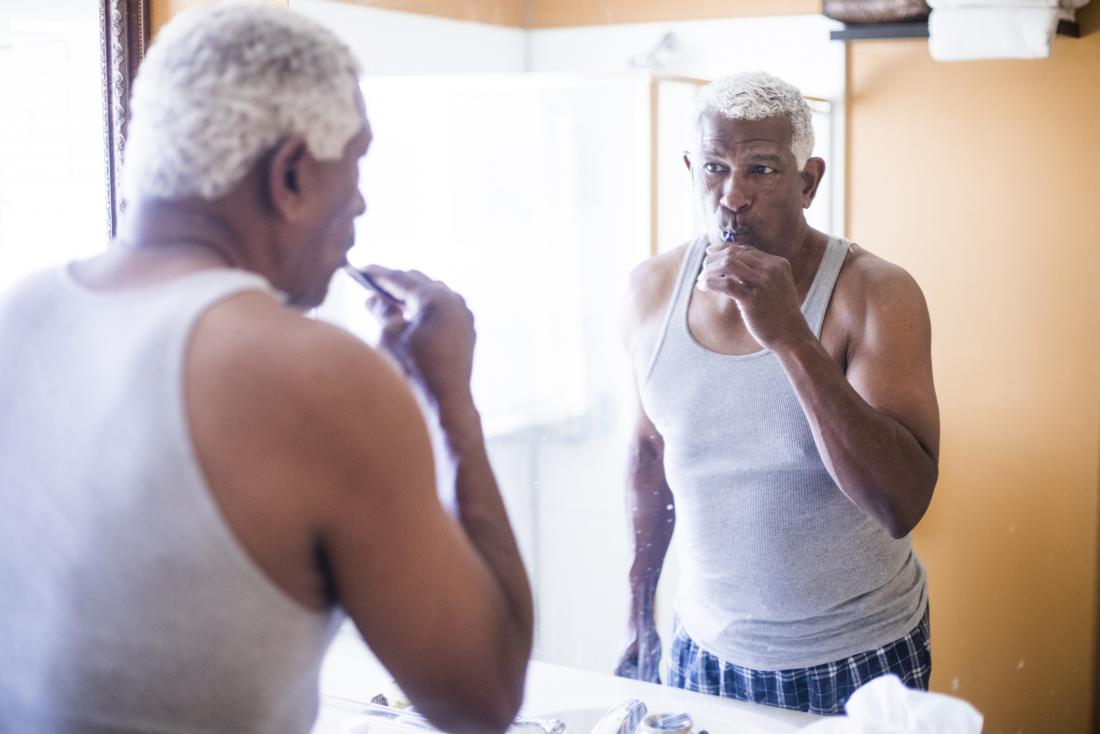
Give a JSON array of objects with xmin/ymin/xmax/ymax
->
[
  {"xmin": 99, "ymin": 0, "xmax": 150, "ymax": 239},
  {"xmin": 1057, "ymin": 19, "xmax": 1081, "ymax": 38},
  {"xmin": 829, "ymin": 22, "xmax": 928, "ymax": 40},
  {"xmin": 830, "ymin": 19, "xmax": 1079, "ymax": 41}
]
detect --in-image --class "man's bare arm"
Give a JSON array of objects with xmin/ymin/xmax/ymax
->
[
  {"xmin": 775, "ymin": 265, "xmax": 938, "ymax": 538},
  {"xmin": 699, "ymin": 244, "xmax": 939, "ymax": 538},
  {"xmin": 614, "ymin": 401, "xmax": 674, "ymax": 682},
  {"xmin": 307, "ymin": 273, "xmax": 532, "ymax": 734},
  {"xmin": 614, "ymin": 250, "xmax": 682, "ymax": 681}
]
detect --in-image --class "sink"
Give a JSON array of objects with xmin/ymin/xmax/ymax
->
[
  {"xmin": 313, "ymin": 636, "xmax": 820, "ymax": 734},
  {"xmin": 536, "ymin": 707, "xmax": 786, "ymax": 734}
]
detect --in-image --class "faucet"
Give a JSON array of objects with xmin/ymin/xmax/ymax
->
[
  {"xmin": 590, "ymin": 699, "xmax": 648, "ymax": 734},
  {"xmin": 510, "ymin": 714, "xmax": 567, "ymax": 734}
]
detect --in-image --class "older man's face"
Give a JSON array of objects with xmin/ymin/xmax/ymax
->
[
  {"xmin": 686, "ymin": 111, "xmax": 812, "ymax": 258},
  {"xmin": 285, "ymin": 97, "xmax": 371, "ymax": 310}
]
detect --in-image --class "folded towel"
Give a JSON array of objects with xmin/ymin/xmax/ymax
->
[{"xmin": 929, "ymin": 6, "xmax": 1060, "ymax": 60}]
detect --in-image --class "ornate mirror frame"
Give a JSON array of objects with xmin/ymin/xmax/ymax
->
[{"xmin": 99, "ymin": 0, "xmax": 150, "ymax": 238}]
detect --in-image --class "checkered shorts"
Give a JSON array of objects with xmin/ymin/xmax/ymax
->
[{"xmin": 668, "ymin": 606, "xmax": 931, "ymax": 716}]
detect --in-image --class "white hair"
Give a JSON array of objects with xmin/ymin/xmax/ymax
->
[
  {"xmin": 122, "ymin": 2, "xmax": 363, "ymax": 201},
  {"xmin": 697, "ymin": 71, "xmax": 814, "ymax": 169}
]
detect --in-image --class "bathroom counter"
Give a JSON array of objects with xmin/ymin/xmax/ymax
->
[{"xmin": 313, "ymin": 624, "xmax": 823, "ymax": 733}]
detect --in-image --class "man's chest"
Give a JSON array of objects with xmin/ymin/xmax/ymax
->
[{"xmin": 685, "ymin": 291, "xmax": 850, "ymax": 367}]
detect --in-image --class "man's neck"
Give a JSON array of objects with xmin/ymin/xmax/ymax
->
[
  {"xmin": 72, "ymin": 197, "xmax": 267, "ymax": 291},
  {"xmin": 786, "ymin": 225, "xmax": 829, "ymax": 290},
  {"xmin": 117, "ymin": 197, "xmax": 246, "ymax": 268}
]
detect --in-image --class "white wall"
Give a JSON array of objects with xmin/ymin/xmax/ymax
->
[
  {"xmin": 529, "ymin": 15, "xmax": 845, "ymax": 99},
  {"xmin": 289, "ymin": 2, "xmax": 843, "ymax": 95},
  {"xmin": 290, "ymin": 0, "xmax": 526, "ymax": 75}
]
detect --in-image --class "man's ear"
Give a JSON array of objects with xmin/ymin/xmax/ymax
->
[
  {"xmin": 267, "ymin": 135, "xmax": 310, "ymax": 222},
  {"xmin": 800, "ymin": 157, "xmax": 826, "ymax": 209}
]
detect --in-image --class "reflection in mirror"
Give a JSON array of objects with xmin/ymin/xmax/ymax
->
[
  {"xmin": 0, "ymin": 0, "xmax": 110, "ymax": 291},
  {"xmin": 294, "ymin": 0, "xmax": 842, "ymax": 675}
]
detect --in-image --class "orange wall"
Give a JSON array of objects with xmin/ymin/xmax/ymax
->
[
  {"xmin": 151, "ymin": 0, "xmax": 288, "ymax": 36},
  {"xmin": 321, "ymin": 0, "xmax": 821, "ymax": 28},
  {"xmin": 847, "ymin": 10, "xmax": 1100, "ymax": 734},
  {"xmin": 154, "ymin": 0, "xmax": 521, "ymax": 31},
  {"xmin": 155, "ymin": 0, "xmax": 820, "ymax": 32},
  {"xmin": 321, "ymin": 0, "xmax": 524, "ymax": 27},
  {"xmin": 529, "ymin": 0, "xmax": 819, "ymax": 28}
]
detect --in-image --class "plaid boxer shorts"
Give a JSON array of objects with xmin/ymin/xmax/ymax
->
[{"xmin": 667, "ymin": 605, "xmax": 931, "ymax": 716}]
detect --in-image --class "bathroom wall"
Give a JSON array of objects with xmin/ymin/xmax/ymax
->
[
  {"xmin": 325, "ymin": 0, "xmax": 523, "ymax": 26},
  {"xmin": 529, "ymin": 0, "xmax": 819, "ymax": 28},
  {"xmin": 151, "ymin": 0, "xmax": 287, "ymax": 35},
  {"xmin": 152, "ymin": 0, "xmax": 823, "ymax": 36},
  {"xmin": 152, "ymin": 0, "xmax": 524, "ymax": 73},
  {"xmin": 844, "ymin": 14, "xmax": 1100, "ymax": 733},
  {"xmin": 289, "ymin": 0, "xmax": 526, "ymax": 74}
]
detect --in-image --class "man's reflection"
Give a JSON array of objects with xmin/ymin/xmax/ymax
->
[{"xmin": 616, "ymin": 71, "xmax": 938, "ymax": 716}]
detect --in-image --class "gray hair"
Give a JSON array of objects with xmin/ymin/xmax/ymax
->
[
  {"xmin": 697, "ymin": 71, "xmax": 814, "ymax": 169},
  {"xmin": 122, "ymin": 2, "xmax": 363, "ymax": 201}
]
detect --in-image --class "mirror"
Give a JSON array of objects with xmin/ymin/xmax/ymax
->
[
  {"xmin": 6, "ymin": 3, "xmax": 1096, "ymax": 732},
  {"xmin": 0, "ymin": 0, "xmax": 113, "ymax": 290},
  {"xmin": 0, "ymin": 0, "xmax": 146, "ymax": 286},
  {"xmin": 293, "ymin": 0, "xmax": 845, "ymax": 675}
]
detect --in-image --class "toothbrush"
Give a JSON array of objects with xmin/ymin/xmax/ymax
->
[{"xmin": 343, "ymin": 264, "xmax": 402, "ymax": 303}]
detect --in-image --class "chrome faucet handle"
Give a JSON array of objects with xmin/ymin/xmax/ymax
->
[
  {"xmin": 510, "ymin": 714, "xmax": 567, "ymax": 734},
  {"xmin": 591, "ymin": 698, "xmax": 648, "ymax": 734}
]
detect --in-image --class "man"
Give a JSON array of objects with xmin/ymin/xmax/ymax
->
[
  {"xmin": 615, "ymin": 71, "xmax": 938, "ymax": 716},
  {"xmin": 0, "ymin": 5, "xmax": 531, "ymax": 733}
]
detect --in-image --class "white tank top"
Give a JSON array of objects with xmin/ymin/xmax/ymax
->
[
  {"xmin": 640, "ymin": 236, "xmax": 927, "ymax": 670},
  {"xmin": 0, "ymin": 265, "xmax": 341, "ymax": 733}
]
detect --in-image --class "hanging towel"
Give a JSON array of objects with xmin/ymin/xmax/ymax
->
[{"xmin": 929, "ymin": 5, "xmax": 1060, "ymax": 61}]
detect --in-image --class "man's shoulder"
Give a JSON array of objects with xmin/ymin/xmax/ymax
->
[
  {"xmin": 832, "ymin": 242, "xmax": 929, "ymax": 336},
  {"xmin": 191, "ymin": 291, "xmax": 404, "ymax": 412},
  {"xmin": 837, "ymin": 243, "xmax": 925, "ymax": 306},
  {"xmin": 626, "ymin": 242, "xmax": 692, "ymax": 320}
]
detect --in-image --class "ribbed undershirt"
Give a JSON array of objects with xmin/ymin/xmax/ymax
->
[{"xmin": 0, "ymin": 265, "xmax": 340, "ymax": 732}]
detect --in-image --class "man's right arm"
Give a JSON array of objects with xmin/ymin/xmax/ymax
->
[
  {"xmin": 613, "ymin": 248, "xmax": 682, "ymax": 683},
  {"xmin": 308, "ymin": 271, "xmax": 533, "ymax": 734},
  {"xmin": 615, "ymin": 401, "xmax": 674, "ymax": 683}
]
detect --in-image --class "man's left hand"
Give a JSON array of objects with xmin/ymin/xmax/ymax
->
[{"xmin": 696, "ymin": 242, "xmax": 811, "ymax": 352}]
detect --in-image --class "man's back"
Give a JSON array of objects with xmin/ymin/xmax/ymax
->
[
  {"xmin": 0, "ymin": 266, "xmax": 338, "ymax": 733},
  {"xmin": 0, "ymin": 6, "xmax": 534, "ymax": 732}
]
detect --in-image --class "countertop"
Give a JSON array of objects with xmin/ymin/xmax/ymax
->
[{"xmin": 313, "ymin": 624, "xmax": 823, "ymax": 734}]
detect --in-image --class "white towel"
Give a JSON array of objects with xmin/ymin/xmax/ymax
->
[
  {"xmin": 796, "ymin": 675, "xmax": 983, "ymax": 734},
  {"xmin": 929, "ymin": 6, "xmax": 1060, "ymax": 60}
]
